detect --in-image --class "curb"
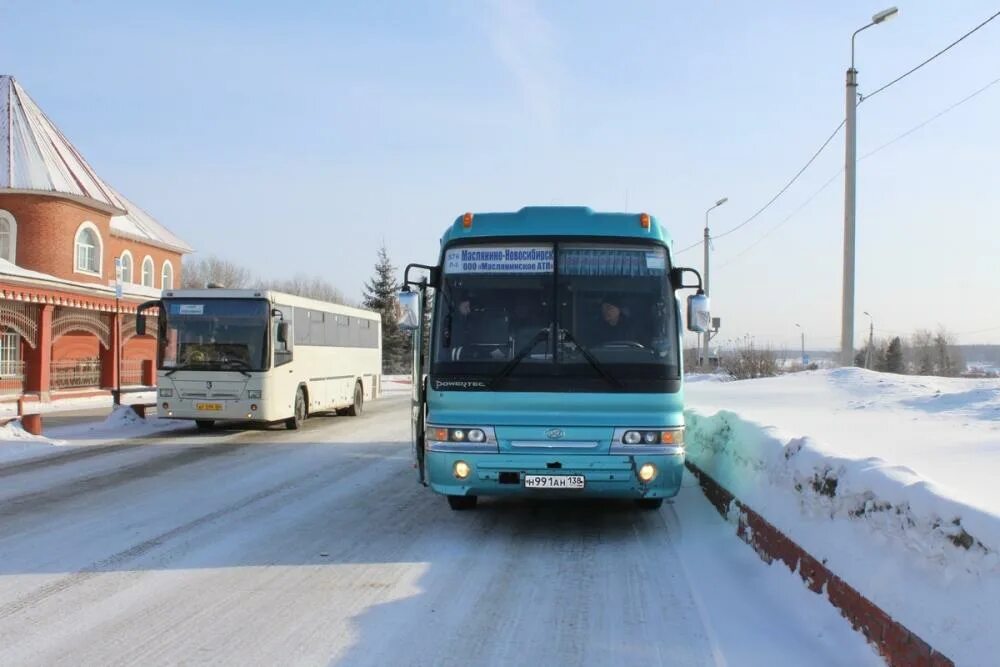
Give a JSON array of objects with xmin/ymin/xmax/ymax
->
[{"xmin": 686, "ymin": 461, "xmax": 953, "ymax": 667}]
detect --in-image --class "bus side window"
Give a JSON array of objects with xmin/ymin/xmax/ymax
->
[{"xmin": 274, "ymin": 305, "xmax": 293, "ymax": 366}]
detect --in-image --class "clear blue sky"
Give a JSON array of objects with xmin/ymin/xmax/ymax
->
[{"xmin": 2, "ymin": 0, "xmax": 997, "ymax": 349}]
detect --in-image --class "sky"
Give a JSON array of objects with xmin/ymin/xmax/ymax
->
[{"xmin": 1, "ymin": 0, "xmax": 997, "ymax": 350}]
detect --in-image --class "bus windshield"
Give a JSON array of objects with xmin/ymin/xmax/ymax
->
[
  {"xmin": 160, "ymin": 298, "xmax": 270, "ymax": 372},
  {"xmin": 433, "ymin": 243, "xmax": 678, "ymax": 390}
]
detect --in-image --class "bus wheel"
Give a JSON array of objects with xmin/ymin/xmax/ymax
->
[
  {"xmin": 195, "ymin": 420, "xmax": 214, "ymax": 430},
  {"xmin": 286, "ymin": 388, "xmax": 306, "ymax": 430},
  {"xmin": 346, "ymin": 382, "xmax": 364, "ymax": 416},
  {"xmin": 447, "ymin": 495, "xmax": 477, "ymax": 511},
  {"xmin": 636, "ymin": 498, "xmax": 664, "ymax": 510}
]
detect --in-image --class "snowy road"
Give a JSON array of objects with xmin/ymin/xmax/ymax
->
[{"xmin": 0, "ymin": 396, "xmax": 878, "ymax": 666}]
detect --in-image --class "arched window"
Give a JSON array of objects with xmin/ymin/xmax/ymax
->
[
  {"xmin": 74, "ymin": 222, "xmax": 102, "ymax": 274},
  {"xmin": 161, "ymin": 260, "xmax": 174, "ymax": 289},
  {"xmin": 0, "ymin": 210, "xmax": 16, "ymax": 263},
  {"xmin": 119, "ymin": 251, "xmax": 134, "ymax": 284},
  {"xmin": 141, "ymin": 256, "xmax": 154, "ymax": 287}
]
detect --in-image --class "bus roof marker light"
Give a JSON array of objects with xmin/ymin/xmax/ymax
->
[
  {"xmin": 639, "ymin": 213, "xmax": 650, "ymax": 229},
  {"xmin": 462, "ymin": 212, "xmax": 474, "ymax": 229}
]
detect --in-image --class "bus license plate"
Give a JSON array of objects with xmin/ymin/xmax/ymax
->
[
  {"xmin": 196, "ymin": 403, "xmax": 223, "ymax": 411},
  {"xmin": 523, "ymin": 475, "xmax": 585, "ymax": 490}
]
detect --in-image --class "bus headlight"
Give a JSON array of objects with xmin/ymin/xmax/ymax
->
[
  {"xmin": 247, "ymin": 390, "xmax": 262, "ymax": 399},
  {"xmin": 620, "ymin": 429, "xmax": 684, "ymax": 446},
  {"xmin": 425, "ymin": 426, "xmax": 498, "ymax": 452},
  {"xmin": 638, "ymin": 463, "xmax": 658, "ymax": 482},
  {"xmin": 158, "ymin": 388, "xmax": 174, "ymax": 397},
  {"xmin": 454, "ymin": 460, "xmax": 472, "ymax": 479}
]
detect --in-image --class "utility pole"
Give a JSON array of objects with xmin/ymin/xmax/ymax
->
[
  {"xmin": 702, "ymin": 196, "xmax": 728, "ymax": 366},
  {"xmin": 842, "ymin": 7, "xmax": 898, "ymax": 367},
  {"xmin": 795, "ymin": 323, "xmax": 805, "ymax": 366}
]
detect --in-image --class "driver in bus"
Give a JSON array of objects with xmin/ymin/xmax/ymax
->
[{"xmin": 588, "ymin": 295, "xmax": 636, "ymax": 345}]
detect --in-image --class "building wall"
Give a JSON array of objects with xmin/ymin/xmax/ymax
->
[
  {"xmin": 0, "ymin": 192, "xmax": 183, "ymax": 289},
  {"xmin": 52, "ymin": 332, "xmax": 100, "ymax": 361}
]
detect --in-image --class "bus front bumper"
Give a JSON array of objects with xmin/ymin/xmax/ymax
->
[
  {"xmin": 425, "ymin": 451, "xmax": 684, "ymax": 499},
  {"xmin": 158, "ymin": 398, "xmax": 275, "ymax": 422}
]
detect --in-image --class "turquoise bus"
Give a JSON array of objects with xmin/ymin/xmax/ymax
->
[{"xmin": 398, "ymin": 207, "xmax": 710, "ymax": 510}]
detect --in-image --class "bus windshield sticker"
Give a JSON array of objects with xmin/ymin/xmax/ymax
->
[
  {"xmin": 444, "ymin": 246, "xmax": 554, "ymax": 274},
  {"xmin": 645, "ymin": 251, "xmax": 666, "ymax": 270},
  {"xmin": 176, "ymin": 304, "xmax": 205, "ymax": 315}
]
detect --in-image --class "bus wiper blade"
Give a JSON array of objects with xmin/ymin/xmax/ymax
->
[
  {"xmin": 559, "ymin": 328, "xmax": 623, "ymax": 390},
  {"xmin": 488, "ymin": 328, "xmax": 550, "ymax": 390},
  {"xmin": 164, "ymin": 364, "xmax": 200, "ymax": 377},
  {"xmin": 219, "ymin": 359, "xmax": 253, "ymax": 377}
]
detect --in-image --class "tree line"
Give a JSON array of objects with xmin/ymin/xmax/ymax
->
[{"xmin": 854, "ymin": 327, "xmax": 965, "ymax": 377}]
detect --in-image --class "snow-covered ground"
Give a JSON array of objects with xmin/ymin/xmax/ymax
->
[
  {"xmin": 0, "ymin": 394, "xmax": 879, "ymax": 666},
  {"xmin": 0, "ymin": 406, "xmax": 189, "ymax": 465},
  {"xmin": 686, "ymin": 368, "xmax": 1000, "ymax": 665}
]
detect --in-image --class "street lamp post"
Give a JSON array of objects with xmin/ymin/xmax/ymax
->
[
  {"xmin": 702, "ymin": 196, "xmax": 728, "ymax": 366},
  {"xmin": 794, "ymin": 323, "xmax": 805, "ymax": 366},
  {"xmin": 841, "ymin": 6, "xmax": 898, "ymax": 367},
  {"xmin": 863, "ymin": 310, "xmax": 875, "ymax": 369}
]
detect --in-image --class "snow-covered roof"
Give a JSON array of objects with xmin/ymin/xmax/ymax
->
[
  {"xmin": 0, "ymin": 257, "xmax": 163, "ymax": 301},
  {"xmin": 0, "ymin": 75, "xmax": 193, "ymax": 253}
]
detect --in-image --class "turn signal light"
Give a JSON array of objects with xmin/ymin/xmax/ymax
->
[
  {"xmin": 639, "ymin": 212, "xmax": 650, "ymax": 229},
  {"xmin": 462, "ymin": 212, "xmax": 474, "ymax": 228}
]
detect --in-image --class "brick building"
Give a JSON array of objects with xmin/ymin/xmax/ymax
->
[{"xmin": 1, "ymin": 75, "xmax": 194, "ymax": 433}]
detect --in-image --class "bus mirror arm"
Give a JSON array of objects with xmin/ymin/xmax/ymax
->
[
  {"xmin": 135, "ymin": 300, "xmax": 162, "ymax": 337},
  {"xmin": 403, "ymin": 263, "xmax": 439, "ymax": 288},
  {"xmin": 670, "ymin": 267, "xmax": 703, "ymax": 292}
]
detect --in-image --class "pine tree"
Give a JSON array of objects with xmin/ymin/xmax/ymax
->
[
  {"xmin": 362, "ymin": 244, "xmax": 411, "ymax": 373},
  {"xmin": 885, "ymin": 337, "xmax": 905, "ymax": 374}
]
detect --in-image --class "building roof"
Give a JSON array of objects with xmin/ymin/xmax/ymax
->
[{"xmin": 0, "ymin": 75, "xmax": 193, "ymax": 253}]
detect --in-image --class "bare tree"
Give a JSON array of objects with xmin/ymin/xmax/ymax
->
[
  {"xmin": 909, "ymin": 327, "xmax": 963, "ymax": 376},
  {"xmin": 910, "ymin": 329, "xmax": 935, "ymax": 375},
  {"xmin": 258, "ymin": 275, "xmax": 348, "ymax": 304},
  {"xmin": 182, "ymin": 256, "xmax": 254, "ymax": 289},
  {"xmin": 720, "ymin": 340, "xmax": 778, "ymax": 379}
]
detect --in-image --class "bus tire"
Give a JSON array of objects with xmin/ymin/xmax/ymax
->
[
  {"xmin": 636, "ymin": 498, "xmax": 664, "ymax": 510},
  {"xmin": 286, "ymin": 388, "xmax": 306, "ymax": 430},
  {"xmin": 195, "ymin": 420, "xmax": 214, "ymax": 430},
  {"xmin": 447, "ymin": 495, "xmax": 477, "ymax": 511},
  {"xmin": 346, "ymin": 381, "xmax": 364, "ymax": 416}
]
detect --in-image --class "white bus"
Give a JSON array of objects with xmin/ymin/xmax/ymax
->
[{"xmin": 137, "ymin": 288, "xmax": 382, "ymax": 429}]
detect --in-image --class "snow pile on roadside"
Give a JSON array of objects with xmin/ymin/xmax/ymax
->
[
  {"xmin": 0, "ymin": 420, "xmax": 62, "ymax": 464},
  {"xmin": 44, "ymin": 405, "xmax": 188, "ymax": 443},
  {"xmin": 685, "ymin": 369, "xmax": 1000, "ymax": 664}
]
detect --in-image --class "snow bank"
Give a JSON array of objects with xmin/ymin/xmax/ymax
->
[
  {"xmin": 0, "ymin": 420, "xmax": 62, "ymax": 464},
  {"xmin": 685, "ymin": 369, "xmax": 1000, "ymax": 665},
  {"xmin": 44, "ymin": 405, "xmax": 188, "ymax": 442}
]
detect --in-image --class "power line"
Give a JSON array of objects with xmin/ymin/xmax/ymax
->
[
  {"xmin": 862, "ymin": 9, "xmax": 1000, "ymax": 102},
  {"xmin": 714, "ymin": 73, "xmax": 1000, "ymax": 269},
  {"xmin": 675, "ymin": 10, "xmax": 1000, "ymax": 259},
  {"xmin": 673, "ymin": 119, "xmax": 846, "ymax": 256},
  {"xmin": 859, "ymin": 75, "xmax": 1000, "ymax": 159}
]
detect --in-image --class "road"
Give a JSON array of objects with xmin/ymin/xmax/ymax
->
[{"xmin": 0, "ymin": 395, "xmax": 878, "ymax": 666}]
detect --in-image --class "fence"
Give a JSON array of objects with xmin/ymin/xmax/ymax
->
[
  {"xmin": 120, "ymin": 358, "xmax": 144, "ymax": 386},
  {"xmin": 0, "ymin": 359, "xmax": 24, "ymax": 396},
  {"xmin": 51, "ymin": 359, "xmax": 102, "ymax": 390}
]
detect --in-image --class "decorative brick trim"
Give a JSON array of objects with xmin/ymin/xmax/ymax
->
[{"xmin": 686, "ymin": 462, "xmax": 954, "ymax": 667}]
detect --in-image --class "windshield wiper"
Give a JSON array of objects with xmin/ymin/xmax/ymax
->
[
  {"xmin": 164, "ymin": 364, "xmax": 202, "ymax": 377},
  {"xmin": 488, "ymin": 328, "xmax": 550, "ymax": 389},
  {"xmin": 559, "ymin": 328, "xmax": 623, "ymax": 390},
  {"xmin": 218, "ymin": 359, "xmax": 253, "ymax": 377}
]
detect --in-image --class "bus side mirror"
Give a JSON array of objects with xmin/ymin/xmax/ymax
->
[
  {"xmin": 136, "ymin": 314, "xmax": 147, "ymax": 337},
  {"xmin": 687, "ymin": 293, "xmax": 711, "ymax": 333},
  {"xmin": 398, "ymin": 290, "xmax": 421, "ymax": 331},
  {"xmin": 277, "ymin": 321, "xmax": 291, "ymax": 343}
]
